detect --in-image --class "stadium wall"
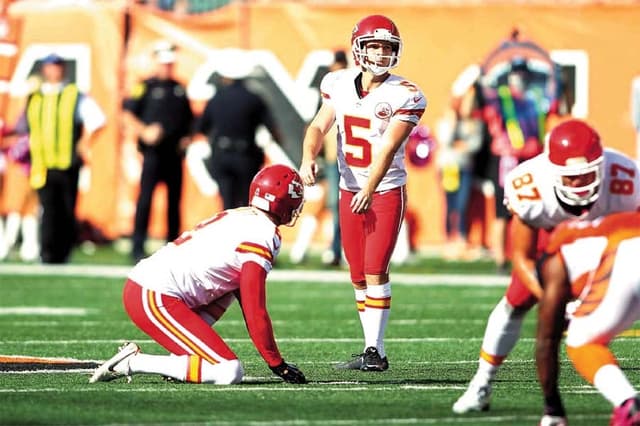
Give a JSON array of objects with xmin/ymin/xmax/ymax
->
[{"xmin": 3, "ymin": 1, "xmax": 639, "ymax": 250}]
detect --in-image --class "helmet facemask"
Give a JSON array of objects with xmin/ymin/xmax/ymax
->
[
  {"xmin": 284, "ymin": 200, "xmax": 305, "ymax": 227},
  {"xmin": 552, "ymin": 157, "xmax": 604, "ymax": 207},
  {"xmin": 248, "ymin": 164, "xmax": 305, "ymax": 227},
  {"xmin": 352, "ymin": 32, "xmax": 402, "ymax": 76}
]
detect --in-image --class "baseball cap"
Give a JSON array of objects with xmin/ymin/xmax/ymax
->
[
  {"xmin": 153, "ymin": 40, "xmax": 176, "ymax": 64},
  {"xmin": 41, "ymin": 53, "xmax": 64, "ymax": 65},
  {"xmin": 216, "ymin": 49, "xmax": 254, "ymax": 80}
]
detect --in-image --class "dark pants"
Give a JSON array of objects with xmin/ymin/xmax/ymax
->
[
  {"xmin": 210, "ymin": 151, "xmax": 264, "ymax": 210},
  {"xmin": 325, "ymin": 161, "xmax": 341, "ymax": 260},
  {"xmin": 37, "ymin": 167, "xmax": 80, "ymax": 264},
  {"xmin": 444, "ymin": 168, "xmax": 473, "ymax": 238},
  {"xmin": 132, "ymin": 153, "xmax": 183, "ymax": 258}
]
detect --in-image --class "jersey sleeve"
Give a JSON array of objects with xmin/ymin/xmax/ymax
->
[
  {"xmin": 319, "ymin": 70, "xmax": 342, "ymax": 108},
  {"xmin": 391, "ymin": 80, "xmax": 426, "ymax": 125},
  {"xmin": 238, "ymin": 261, "xmax": 283, "ymax": 367},
  {"xmin": 503, "ymin": 160, "xmax": 546, "ymax": 224},
  {"xmin": 235, "ymin": 228, "xmax": 280, "ymax": 273}
]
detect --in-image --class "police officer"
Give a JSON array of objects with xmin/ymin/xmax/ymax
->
[
  {"xmin": 194, "ymin": 49, "xmax": 283, "ymax": 210},
  {"xmin": 123, "ymin": 41, "xmax": 194, "ymax": 263}
]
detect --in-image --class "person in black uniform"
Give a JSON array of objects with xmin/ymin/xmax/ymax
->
[
  {"xmin": 195, "ymin": 50, "xmax": 283, "ymax": 210},
  {"xmin": 123, "ymin": 41, "xmax": 194, "ymax": 263}
]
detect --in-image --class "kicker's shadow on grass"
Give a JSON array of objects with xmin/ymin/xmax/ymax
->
[{"xmin": 308, "ymin": 377, "xmax": 458, "ymax": 385}]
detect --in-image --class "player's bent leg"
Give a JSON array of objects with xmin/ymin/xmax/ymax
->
[
  {"xmin": 196, "ymin": 358, "xmax": 244, "ymax": 384},
  {"xmin": 567, "ymin": 344, "xmax": 637, "ymax": 407},
  {"xmin": 453, "ymin": 294, "xmax": 534, "ymax": 414}
]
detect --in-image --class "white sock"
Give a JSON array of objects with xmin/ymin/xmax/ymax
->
[
  {"xmin": 126, "ymin": 353, "xmax": 243, "ymax": 385},
  {"xmin": 354, "ymin": 288, "xmax": 366, "ymax": 332},
  {"xmin": 19, "ymin": 215, "xmax": 39, "ymax": 261},
  {"xmin": 0, "ymin": 217, "xmax": 6, "ymax": 260},
  {"xmin": 125, "ymin": 353, "xmax": 186, "ymax": 380},
  {"xmin": 364, "ymin": 283, "xmax": 391, "ymax": 358},
  {"xmin": 3, "ymin": 212, "xmax": 21, "ymax": 252},
  {"xmin": 594, "ymin": 364, "xmax": 638, "ymax": 406},
  {"xmin": 480, "ymin": 296, "xmax": 525, "ymax": 363},
  {"xmin": 473, "ymin": 358, "xmax": 499, "ymax": 385},
  {"xmin": 200, "ymin": 359, "xmax": 243, "ymax": 384}
]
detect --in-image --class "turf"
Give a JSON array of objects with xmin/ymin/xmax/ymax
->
[{"xmin": 0, "ymin": 264, "xmax": 635, "ymax": 425}]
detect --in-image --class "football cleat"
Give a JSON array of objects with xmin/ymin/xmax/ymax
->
[
  {"xmin": 452, "ymin": 381, "xmax": 492, "ymax": 413},
  {"xmin": 335, "ymin": 346, "xmax": 389, "ymax": 371},
  {"xmin": 610, "ymin": 396, "xmax": 640, "ymax": 426},
  {"xmin": 89, "ymin": 342, "xmax": 140, "ymax": 383},
  {"xmin": 539, "ymin": 415, "xmax": 568, "ymax": 426}
]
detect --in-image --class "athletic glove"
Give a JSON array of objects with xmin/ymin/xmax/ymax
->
[{"xmin": 270, "ymin": 361, "xmax": 307, "ymax": 384}]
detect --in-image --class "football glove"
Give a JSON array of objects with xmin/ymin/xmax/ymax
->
[{"xmin": 270, "ymin": 361, "xmax": 307, "ymax": 384}]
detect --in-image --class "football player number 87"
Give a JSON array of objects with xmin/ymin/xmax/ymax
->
[
  {"xmin": 610, "ymin": 163, "xmax": 636, "ymax": 195},
  {"xmin": 511, "ymin": 163, "xmax": 636, "ymax": 201},
  {"xmin": 512, "ymin": 173, "xmax": 541, "ymax": 201}
]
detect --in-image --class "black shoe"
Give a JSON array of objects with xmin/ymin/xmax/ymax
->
[{"xmin": 335, "ymin": 347, "xmax": 389, "ymax": 371}]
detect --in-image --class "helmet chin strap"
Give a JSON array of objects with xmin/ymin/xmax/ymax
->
[{"xmin": 364, "ymin": 63, "xmax": 390, "ymax": 76}]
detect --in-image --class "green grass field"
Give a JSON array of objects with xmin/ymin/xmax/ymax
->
[{"xmin": 0, "ymin": 253, "xmax": 636, "ymax": 425}]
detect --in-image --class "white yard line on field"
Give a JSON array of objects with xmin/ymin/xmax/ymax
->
[
  {"xmin": 2, "ymin": 337, "xmax": 640, "ymax": 346},
  {"xmin": 0, "ymin": 263, "xmax": 509, "ymax": 287}
]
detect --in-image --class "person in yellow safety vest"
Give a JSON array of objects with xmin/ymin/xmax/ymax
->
[{"xmin": 17, "ymin": 53, "xmax": 106, "ymax": 263}]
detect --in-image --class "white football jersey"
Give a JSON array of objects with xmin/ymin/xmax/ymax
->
[
  {"xmin": 128, "ymin": 207, "xmax": 280, "ymax": 308},
  {"xmin": 320, "ymin": 68, "xmax": 427, "ymax": 192},
  {"xmin": 504, "ymin": 148, "xmax": 640, "ymax": 229}
]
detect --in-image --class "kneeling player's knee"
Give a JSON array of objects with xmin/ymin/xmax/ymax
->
[
  {"xmin": 216, "ymin": 359, "xmax": 244, "ymax": 385},
  {"xmin": 200, "ymin": 358, "xmax": 244, "ymax": 384}
]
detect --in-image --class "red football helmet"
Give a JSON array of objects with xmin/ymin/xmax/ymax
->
[
  {"xmin": 249, "ymin": 164, "xmax": 305, "ymax": 226},
  {"xmin": 351, "ymin": 15, "xmax": 402, "ymax": 76},
  {"xmin": 545, "ymin": 119, "xmax": 604, "ymax": 206}
]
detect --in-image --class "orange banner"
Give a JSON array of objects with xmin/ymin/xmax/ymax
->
[{"xmin": 4, "ymin": 1, "xmax": 640, "ymax": 249}]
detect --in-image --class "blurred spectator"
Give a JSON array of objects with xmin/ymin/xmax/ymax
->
[
  {"xmin": 436, "ymin": 64, "xmax": 483, "ymax": 259},
  {"xmin": 289, "ymin": 49, "xmax": 349, "ymax": 266},
  {"xmin": 482, "ymin": 57, "xmax": 546, "ymax": 273},
  {"xmin": 0, "ymin": 127, "xmax": 39, "ymax": 262},
  {"xmin": 123, "ymin": 40, "xmax": 194, "ymax": 263},
  {"xmin": 194, "ymin": 49, "xmax": 283, "ymax": 210},
  {"xmin": 631, "ymin": 73, "xmax": 640, "ymax": 160},
  {"xmin": 17, "ymin": 53, "xmax": 105, "ymax": 263},
  {"xmin": 321, "ymin": 49, "xmax": 348, "ymax": 266}
]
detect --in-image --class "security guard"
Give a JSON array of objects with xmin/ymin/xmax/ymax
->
[
  {"xmin": 194, "ymin": 49, "xmax": 283, "ymax": 210},
  {"xmin": 123, "ymin": 41, "xmax": 194, "ymax": 263},
  {"xmin": 23, "ymin": 53, "xmax": 105, "ymax": 263}
]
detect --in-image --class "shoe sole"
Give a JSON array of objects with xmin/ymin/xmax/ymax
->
[
  {"xmin": 362, "ymin": 365, "xmax": 388, "ymax": 371},
  {"xmin": 452, "ymin": 404, "xmax": 490, "ymax": 414},
  {"xmin": 89, "ymin": 343, "xmax": 139, "ymax": 383}
]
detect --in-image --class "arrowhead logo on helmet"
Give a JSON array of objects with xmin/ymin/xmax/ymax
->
[{"xmin": 250, "ymin": 164, "xmax": 305, "ymax": 226}]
